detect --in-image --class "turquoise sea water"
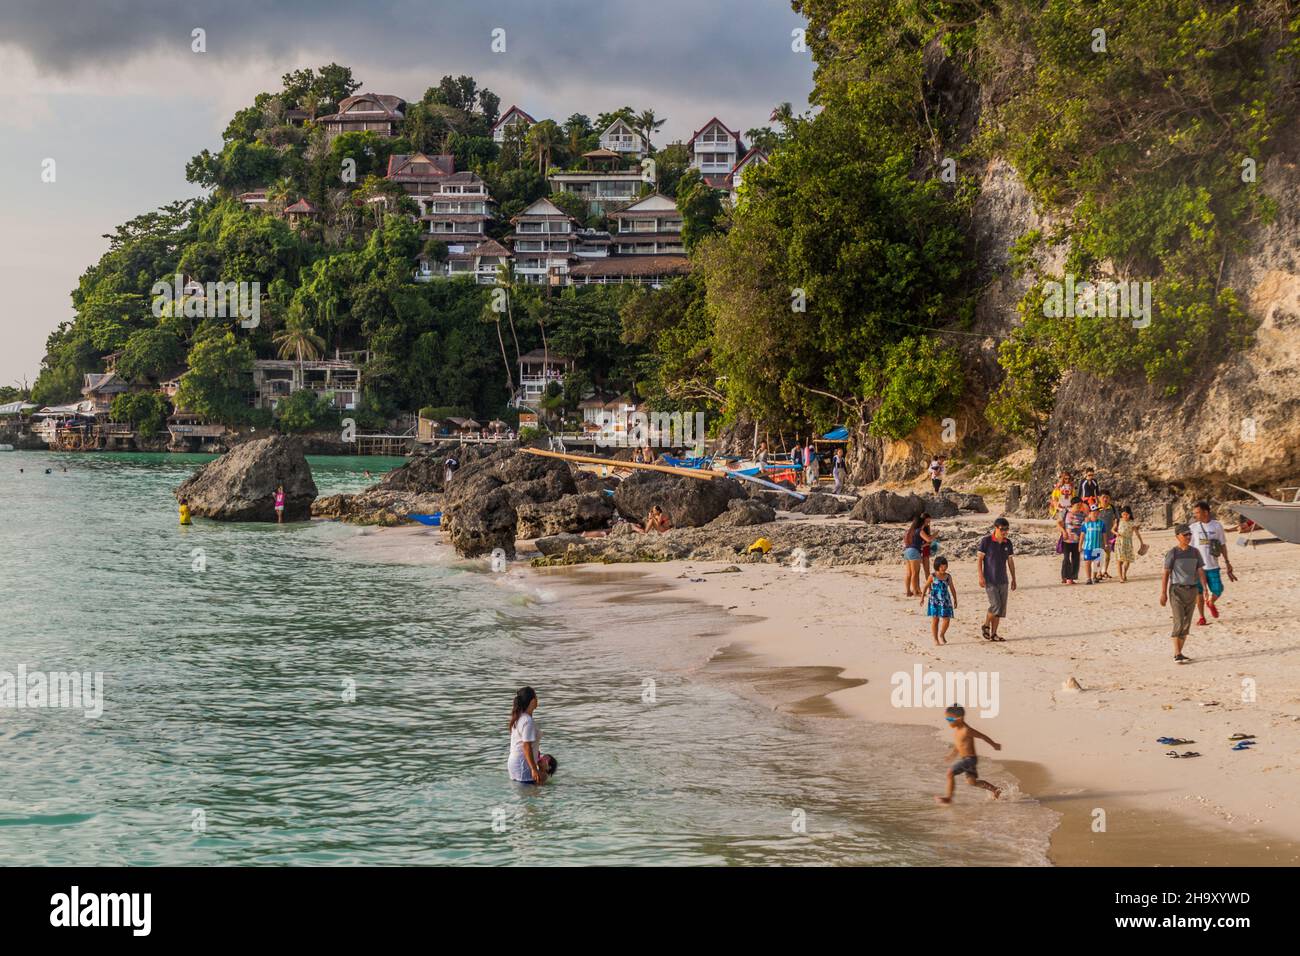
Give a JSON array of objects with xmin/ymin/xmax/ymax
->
[{"xmin": 0, "ymin": 451, "xmax": 1054, "ymax": 865}]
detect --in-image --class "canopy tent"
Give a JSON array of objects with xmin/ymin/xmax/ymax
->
[
  {"xmin": 820, "ymin": 426, "xmax": 850, "ymax": 441},
  {"xmin": 0, "ymin": 401, "xmax": 37, "ymax": 416}
]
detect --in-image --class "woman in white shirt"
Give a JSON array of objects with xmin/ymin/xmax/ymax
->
[{"xmin": 508, "ymin": 686, "xmax": 547, "ymax": 785}]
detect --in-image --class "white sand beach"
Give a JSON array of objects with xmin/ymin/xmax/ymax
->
[{"xmin": 533, "ymin": 525, "xmax": 1300, "ymax": 866}]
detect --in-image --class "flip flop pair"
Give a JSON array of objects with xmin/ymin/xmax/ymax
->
[
  {"xmin": 1165, "ymin": 751, "xmax": 1201, "ymax": 758},
  {"xmin": 1228, "ymin": 734, "xmax": 1255, "ymax": 741},
  {"xmin": 1157, "ymin": 737, "xmax": 1194, "ymax": 746},
  {"xmin": 1231, "ymin": 741, "xmax": 1255, "ymax": 751}
]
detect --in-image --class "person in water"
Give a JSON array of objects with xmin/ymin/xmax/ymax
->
[
  {"xmin": 178, "ymin": 497, "xmax": 192, "ymax": 526},
  {"xmin": 274, "ymin": 484, "xmax": 286, "ymax": 524},
  {"xmin": 508, "ymin": 686, "xmax": 547, "ymax": 785},
  {"xmin": 936, "ymin": 705, "xmax": 1002, "ymax": 804}
]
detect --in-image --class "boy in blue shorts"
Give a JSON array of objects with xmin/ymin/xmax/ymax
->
[{"xmin": 1080, "ymin": 507, "xmax": 1105, "ymax": 584}]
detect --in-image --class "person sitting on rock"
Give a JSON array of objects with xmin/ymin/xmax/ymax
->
[{"xmin": 635, "ymin": 505, "xmax": 671, "ymax": 533}]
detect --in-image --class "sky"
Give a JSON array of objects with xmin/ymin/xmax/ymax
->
[{"xmin": 0, "ymin": 0, "xmax": 815, "ymax": 391}]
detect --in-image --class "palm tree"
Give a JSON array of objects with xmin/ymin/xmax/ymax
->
[
  {"xmin": 274, "ymin": 306, "xmax": 326, "ymax": 383},
  {"xmin": 480, "ymin": 297, "xmax": 516, "ymax": 398},
  {"xmin": 495, "ymin": 261, "xmax": 522, "ymax": 367},
  {"xmin": 634, "ymin": 109, "xmax": 665, "ymax": 153},
  {"xmin": 527, "ymin": 120, "xmax": 563, "ymax": 175}
]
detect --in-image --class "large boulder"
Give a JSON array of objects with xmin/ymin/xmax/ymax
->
[
  {"xmin": 447, "ymin": 485, "xmax": 519, "ymax": 558},
  {"xmin": 516, "ymin": 492, "xmax": 615, "ymax": 539},
  {"xmin": 792, "ymin": 492, "xmax": 851, "ymax": 515},
  {"xmin": 613, "ymin": 471, "xmax": 746, "ymax": 528},
  {"xmin": 850, "ymin": 490, "xmax": 926, "ymax": 524},
  {"xmin": 441, "ymin": 448, "xmax": 577, "ymax": 557},
  {"xmin": 175, "ymin": 434, "xmax": 316, "ymax": 521},
  {"xmin": 708, "ymin": 497, "xmax": 777, "ymax": 528},
  {"xmin": 921, "ymin": 494, "xmax": 960, "ymax": 519}
]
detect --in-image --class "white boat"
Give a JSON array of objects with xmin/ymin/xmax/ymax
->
[
  {"xmin": 1229, "ymin": 484, "xmax": 1300, "ymax": 544},
  {"xmin": 0, "ymin": 444, "xmax": 14, "ymax": 452}
]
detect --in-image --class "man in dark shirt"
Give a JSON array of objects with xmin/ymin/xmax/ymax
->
[{"xmin": 976, "ymin": 517, "xmax": 1017, "ymax": 642}]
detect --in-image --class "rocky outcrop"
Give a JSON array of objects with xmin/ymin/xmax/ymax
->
[
  {"xmin": 849, "ymin": 489, "xmax": 984, "ymax": 523},
  {"xmin": 1030, "ymin": 145, "xmax": 1300, "ymax": 515},
  {"xmin": 516, "ymin": 492, "xmax": 615, "ymax": 539},
  {"xmin": 442, "ymin": 447, "xmax": 577, "ymax": 557},
  {"xmin": 612, "ymin": 471, "xmax": 746, "ymax": 528},
  {"xmin": 532, "ymin": 521, "xmax": 1059, "ymax": 568},
  {"xmin": 175, "ymin": 434, "xmax": 316, "ymax": 521},
  {"xmin": 791, "ymin": 492, "xmax": 852, "ymax": 515},
  {"xmin": 707, "ymin": 497, "xmax": 777, "ymax": 528}
]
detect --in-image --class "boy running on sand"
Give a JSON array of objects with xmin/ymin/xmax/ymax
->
[{"xmin": 936, "ymin": 705, "xmax": 1002, "ymax": 803}]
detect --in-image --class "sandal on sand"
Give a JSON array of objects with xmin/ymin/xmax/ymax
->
[
  {"xmin": 1209, "ymin": 603, "xmax": 1220, "ymax": 619},
  {"xmin": 981, "ymin": 624, "xmax": 991, "ymax": 640},
  {"xmin": 1231, "ymin": 741, "xmax": 1255, "ymax": 751},
  {"xmin": 991, "ymin": 635, "xmax": 1006, "ymax": 642},
  {"xmin": 1157, "ymin": 737, "xmax": 1194, "ymax": 746},
  {"xmin": 1228, "ymin": 734, "xmax": 1255, "ymax": 741},
  {"xmin": 1165, "ymin": 751, "xmax": 1201, "ymax": 758}
]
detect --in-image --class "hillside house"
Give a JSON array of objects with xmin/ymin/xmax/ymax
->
[
  {"xmin": 599, "ymin": 118, "xmax": 645, "ymax": 158},
  {"xmin": 318, "ymin": 93, "xmax": 407, "ymax": 137},
  {"xmin": 514, "ymin": 349, "xmax": 573, "ymax": 408},
  {"xmin": 509, "ymin": 198, "xmax": 576, "ymax": 285},
  {"xmin": 492, "ymin": 105, "xmax": 535, "ymax": 144},
  {"xmin": 251, "ymin": 351, "xmax": 367, "ymax": 411},
  {"xmin": 687, "ymin": 117, "xmax": 746, "ymax": 188},
  {"xmin": 567, "ymin": 194, "xmax": 689, "ymax": 288}
]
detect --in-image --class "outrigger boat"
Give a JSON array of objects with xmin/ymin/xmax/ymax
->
[{"xmin": 1228, "ymin": 484, "xmax": 1300, "ymax": 545}]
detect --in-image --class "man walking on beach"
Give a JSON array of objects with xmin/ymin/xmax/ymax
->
[
  {"xmin": 977, "ymin": 517, "xmax": 1016, "ymax": 642},
  {"xmin": 1160, "ymin": 524, "xmax": 1214, "ymax": 664},
  {"xmin": 1190, "ymin": 500, "xmax": 1235, "ymax": 626}
]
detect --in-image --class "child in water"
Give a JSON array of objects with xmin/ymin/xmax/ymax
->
[
  {"xmin": 936, "ymin": 705, "xmax": 1002, "ymax": 804},
  {"xmin": 178, "ymin": 497, "xmax": 192, "ymax": 526},
  {"xmin": 920, "ymin": 556, "xmax": 957, "ymax": 645}
]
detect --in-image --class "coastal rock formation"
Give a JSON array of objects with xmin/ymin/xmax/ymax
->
[
  {"xmin": 612, "ymin": 471, "xmax": 746, "ymax": 528},
  {"xmin": 849, "ymin": 490, "xmax": 983, "ymax": 523},
  {"xmin": 442, "ymin": 447, "xmax": 577, "ymax": 557},
  {"xmin": 175, "ymin": 434, "xmax": 316, "ymax": 521},
  {"xmin": 447, "ymin": 485, "xmax": 519, "ymax": 558},
  {"xmin": 532, "ymin": 520, "xmax": 1059, "ymax": 568},
  {"xmin": 311, "ymin": 490, "xmax": 443, "ymax": 526},
  {"xmin": 791, "ymin": 492, "xmax": 852, "ymax": 515},
  {"xmin": 707, "ymin": 497, "xmax": 777, "ymax": 528},
  {"xmin": 516, "ymin": 492, "xmax": 615, "ymax": 539}
]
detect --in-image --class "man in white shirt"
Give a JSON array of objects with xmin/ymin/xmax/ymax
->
[{"xmin": 1189, "ymin": 500, "xmax": 1236, "ymax": 626}]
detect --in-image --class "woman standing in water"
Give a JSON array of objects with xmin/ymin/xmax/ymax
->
[
  {"xmin": 508, "ymin": 687, "xmax": 547, "ymax": 785},
  {"xmin": 273, "ymin": 484, "xmax": 286, "ymax": 524}
]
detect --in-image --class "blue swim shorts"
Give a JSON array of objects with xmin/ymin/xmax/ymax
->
[{"xmin": 1198, "ymin": 567, "xmax": 1224, "ymax": 597}]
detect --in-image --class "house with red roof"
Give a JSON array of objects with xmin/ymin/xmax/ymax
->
[
  {"xmin": 492, "ymin": 105, "xmax": 536, "ymax": 144},
  {"xmin": 687, "ymin": 117, "xmax": 746, "ymax": 188}
]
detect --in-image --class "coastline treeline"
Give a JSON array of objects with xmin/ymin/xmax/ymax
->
[{"xmin": 27, "ymin": 1, "xmax": 1300, "ymax": 449}]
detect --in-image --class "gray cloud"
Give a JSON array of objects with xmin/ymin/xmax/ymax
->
[{"xmin": 1, "ymin": 0, "xmax": 813, "ymax": 125}]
